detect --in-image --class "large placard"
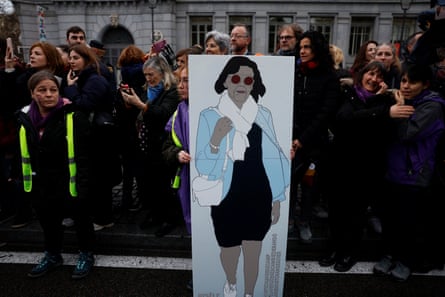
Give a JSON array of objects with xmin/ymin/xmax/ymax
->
[{"xmin": 190, "ymin": 55, "xmax": 294, "ymax": 297}]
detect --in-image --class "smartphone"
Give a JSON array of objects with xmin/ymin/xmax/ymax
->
[
  {"xmin": 70, "ymin": 70, "xmax": 78, "ymax": 79},
  {"xmin": 6, "ymin": 37, "xmax": 14, "ymax": 59},
  {"xmin": 152, "ymin": 39, "xmax": 167, "ymax": 54},
  {"xmin": 120, "ymin": 83, "xmax": 131, "ymax": 94}
]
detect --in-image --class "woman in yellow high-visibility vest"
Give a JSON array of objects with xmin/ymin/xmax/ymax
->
[{"xmin": 13, "ymin": 70, "xmax": 95, "ymax": 279}]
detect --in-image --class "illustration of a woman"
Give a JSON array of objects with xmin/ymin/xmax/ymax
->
[{"xmin": 194, "ymin": 56, "xmax": 290, "ymax": 297}]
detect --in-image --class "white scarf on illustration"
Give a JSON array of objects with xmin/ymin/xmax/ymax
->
[{"xmin": 218, "ymin": 92, "xmax": 258, "ymax": 161}]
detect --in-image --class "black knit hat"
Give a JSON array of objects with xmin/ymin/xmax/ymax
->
[{"xmin": 89, "ymin": 40, "xmax": 104, "ymax": 50}]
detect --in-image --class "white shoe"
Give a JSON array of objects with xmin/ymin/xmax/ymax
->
[
  {"xmin": 223, "ymin": 281, "xmax": 236, "ymax": 297},
  {"xmin": 62, "ymin": 218, "xmax": 74, "ymax": 227},
  {"xmin": 93, "ymin": 222, "xmax": 114, "ymax": 232}
]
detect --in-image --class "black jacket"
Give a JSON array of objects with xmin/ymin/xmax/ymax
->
[{"xmin": 13, "ymin": 104, "xmax": 91, "ymax": 206}]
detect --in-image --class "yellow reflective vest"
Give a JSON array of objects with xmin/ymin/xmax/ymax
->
[{"xmin": 18, "ymin": 112, "xmax": 78, "ymax": 197}]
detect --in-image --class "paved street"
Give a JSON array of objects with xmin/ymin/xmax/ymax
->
[
  {"xmin": 1, "ymin": 252, "xmax": 445, "ymax": 297},
  {"xmin": 1, "ymin": 184, "xmax": 444, "ymax": 296}
]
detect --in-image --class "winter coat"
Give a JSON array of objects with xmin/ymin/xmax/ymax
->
[
  {"xmin": 386, "ymin": 90, "xmax": 445, "ymax": 187},
  {"xmin": 13, "ymin": 104, "xmax": 91, "ymax": 207}
]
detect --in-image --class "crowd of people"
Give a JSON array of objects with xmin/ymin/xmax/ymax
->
[{"xmin": 1, "ymin": 1, "xmax": 445, "ymax": 285}]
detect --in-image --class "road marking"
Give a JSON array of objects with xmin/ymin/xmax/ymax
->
[{"xmin": 1, "ymin": 251, "xmax": 444, "ymax": 276}]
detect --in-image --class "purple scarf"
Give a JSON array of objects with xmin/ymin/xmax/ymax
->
[
  {"xmin": 354, "ymin": 85, "xmax": 376, "ymax": 103},
  {"xmin": 28, "ymin": 97, "xmax": 65, "ymax": 131}
]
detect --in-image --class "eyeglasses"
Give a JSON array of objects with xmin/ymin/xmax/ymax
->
[
  {"xmin": 231, "ymin": 75, "xmax": 254, "ymax": 85},
  {"xmin": 279, "ymin": 35, "xmax": 295, "ymax": 41},
  {"xmin": 230, "ymin": 34, "xmax": 248, "ymax": 39}
]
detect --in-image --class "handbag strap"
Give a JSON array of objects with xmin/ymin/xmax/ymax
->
[{"xmin": 212, "ymin": 107, "xmax": 230, "ymax": 174}]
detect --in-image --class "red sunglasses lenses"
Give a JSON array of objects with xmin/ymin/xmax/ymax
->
[{"xmin": 231, "ymin": 75, "xmax": 253, "ymax": 85}]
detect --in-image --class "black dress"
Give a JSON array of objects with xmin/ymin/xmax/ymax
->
[{"xmin": 211, "ymin": 123, "xmax": 272, "ymax": 247}]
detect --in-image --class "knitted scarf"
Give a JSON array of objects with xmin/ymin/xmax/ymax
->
[
  {"xmin": 147, "ymin": 81, "xmax": 164, "ymax": 104},
  {"xmin": 28, "ymin": 97, "xmax": 65, "ymax": 131},
  {"xmin": 354, "ymin": 85, "xmax": 377, "ymax": 103}
]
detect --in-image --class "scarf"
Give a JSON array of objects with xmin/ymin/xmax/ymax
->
[
  {"xmin": 28, "ymin": 97, "xmax": 66, "ymax": 131},
  {"xmin": 218, "ymin": 92, "xmax": 258, "ymax": 161},
  {"xmin": 147, "ymin": 81, "xmax": 164, "ymax": 104},
  {"xmin": 354, "ymin": 85, "xmax": 377, "ymax": 103},
  {"xmin": 297, "ymin": 58, "xmax": 319, "ymax": 74}
]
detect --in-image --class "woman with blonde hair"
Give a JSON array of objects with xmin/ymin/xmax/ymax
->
[{"xmin": 375, "ymin": 42, "xmax": 402, "ymax": 89}]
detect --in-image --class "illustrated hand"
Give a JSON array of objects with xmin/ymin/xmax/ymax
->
[
  {"xmin": 210, "ymin": 117, "xmax": 232, "ymax": 151},
  {"xmin": 271, "ymin": 201, "xmax": 280, "ymax": 225},
  {"xmin": 160, "ymin": 44, "xmax": 178, "ymax": 71}
]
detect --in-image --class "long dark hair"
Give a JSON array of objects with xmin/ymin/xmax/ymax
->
[
  {"xmin": 299, "ymin": 31, "xmax": 334, "ymax": 70},
  {"xmin": 68, "ymin": 44, "xmax": 100, "ymax": 75},
  {"xmin": 350, "ymin": 40, "xmax": 378, "ymax": 74}
]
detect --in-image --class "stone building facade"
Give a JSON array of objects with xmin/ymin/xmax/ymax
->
[{"xmin": 4, "ymin": 0, "xmax": 431, "ymax": 68}]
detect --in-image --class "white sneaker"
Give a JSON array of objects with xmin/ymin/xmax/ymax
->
[
  {"xmin": 223, "ymin": 281, "xmax": 236, "ymax": 297},
  {"xmin": 62, "ymin": 218, "xmax": 74, "ymax": 227},
  {"xmin": 93, "ymin": 222, "xmax": 114, "ymax": 232}
]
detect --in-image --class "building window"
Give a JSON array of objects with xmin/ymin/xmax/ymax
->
[
  {"xmin": 102, "ymin": 26, "xmax": 134, "ymax": 67},
  {"xmin": 348, "ymin": 18, "xmax": 374, "ymax": 56},
  {"xmin": 310, "ymin": 17, "xmax": 333, "ymax": 43},
  {"xmin": 190, "ymin": 16, "xmax": 213, "ymax": 48},
  {"xmin": 392, "ymin": 17, "xmax": 417, "ymax": 43},
  {"xmin": 268, "ymin": 16, "xmax": 294, "ymax": 54}
]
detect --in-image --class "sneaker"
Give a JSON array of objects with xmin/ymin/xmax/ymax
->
[
  {"xmin": 390, "ymin": 261, "xmax": 411, "ymax": 282},
  {"xmin": 62, "ymin": 218, "xmax": 75, "ymax": 228},
  {"xmin": 72, "ymin": 251, "xmax": 95, "ymax": 279},
  {"xmin": 11, "ymin": 215, "xmax": 31, "ymax": 229},
  {"xmin": 28, "ymin": 251, "xmax": 63, "ymax": 278},
  {"xmin": 312, "ymin": 205, "xmax": 328, "ymax": 219},
  {"xmin": 298, "ymin": 222, "xmax": 312, "ymax": 244},
  {"xmin": 93, "ymin": 222, "xmax": 114, "ymax": 231},
  {"xmin": 373, "ymin": 255, "xmax": 393, "ymax": 275},
  {"xmin": 223, "ymin": 281, "xmax": 236, "ymax": 297}
]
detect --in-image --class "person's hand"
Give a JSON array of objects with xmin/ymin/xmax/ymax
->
[
  {"xmin": 376, "ymin": 81, "xmax": 388, "ymax": 95},
  {"xmin": 339, "ymin": 77, "xmax": 353, "ymax": 87},
  {"xmin": 394, "ymin": 89, "xmax": 404, "ymax": 105},
  {"xmin": 67, "ymin": 70, "xmax": 79, "ymax": 86},
  {"xmin": 160, "ymin": 44, "xmax": 178, "ymax": 71},
  {"xmin": 4, "ymin": 46, "xmax": 17, "ymax": 69},
  {"xmin": 271, "ymin": 201, "xmax": 281, "ymax": 225},
  {"xmin": 144, "ymin": 48, "xmax": 158, "ymax": 61},
  {"xmin": 389, "ymin": 89, "xmax": 414, "ymax": 118},
  {"xmin": 120, "ymin": 88, "xmax": 136, "ymax": 105},
  {"xmin": 177, "ymin": 150, "xmax": 191, "ymax": 164}
]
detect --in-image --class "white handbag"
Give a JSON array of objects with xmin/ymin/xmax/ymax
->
[{"xmin": 192, "ymin": 133, "xmax": 229, "ymax": 207}]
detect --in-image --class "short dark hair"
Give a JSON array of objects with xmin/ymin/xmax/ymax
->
[
  {"xmin": 355, "ymin": 60, "xmax": 386, "ymax": 86},
  {"xmin": 66, "ymin": 26, "xmax": 86, "ymax": 40},
  {"xmin": 401, "ymin": 63, "xmax": 433, "ymax": 84},
  {"xmin": 214, "ymin": 56, "xmax": 266, "ymax": 101}
]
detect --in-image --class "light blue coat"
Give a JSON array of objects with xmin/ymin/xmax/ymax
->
[{"xmin": 195, "ymin": 105, "xmax": 290, "ymax": 202}]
